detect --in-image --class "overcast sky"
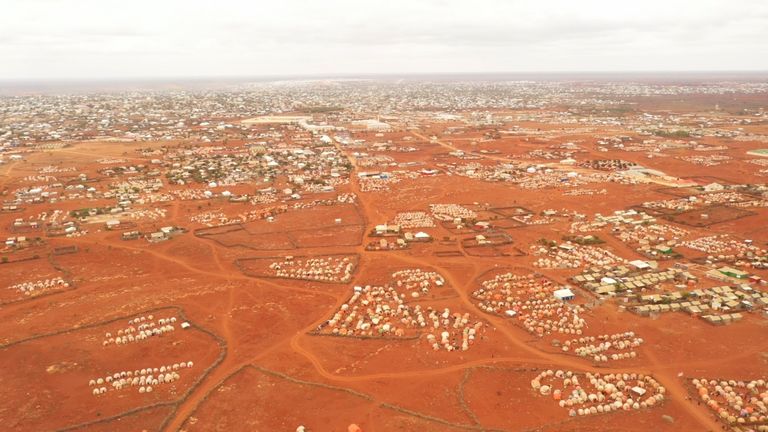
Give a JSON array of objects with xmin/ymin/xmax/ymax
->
[{"xmin": 1, "ymin": 0, "xmax": 767, "ymax": 80}]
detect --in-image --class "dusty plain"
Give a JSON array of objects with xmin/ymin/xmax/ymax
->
[{"xmin": 1, "ymin": 79, "xmax": 767, "ymax": 432}]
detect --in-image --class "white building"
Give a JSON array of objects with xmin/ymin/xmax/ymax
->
[{"xmin": 554, "ymin": 288, "xmax": 576, "ymax": 301}]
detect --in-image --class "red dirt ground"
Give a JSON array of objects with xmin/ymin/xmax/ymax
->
[{"xmin": 1, "ymin": 100, "xmax": 767, "ymax": 432}]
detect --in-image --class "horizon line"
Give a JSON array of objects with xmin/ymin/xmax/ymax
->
[{"xmin": 2, "ymin": 70, "xmax": 768, "ymax": 85}]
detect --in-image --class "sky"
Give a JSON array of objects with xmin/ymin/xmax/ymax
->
[{"xmin": 1, "ymin": 0, "xmax": 767, "ymax": 81}]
